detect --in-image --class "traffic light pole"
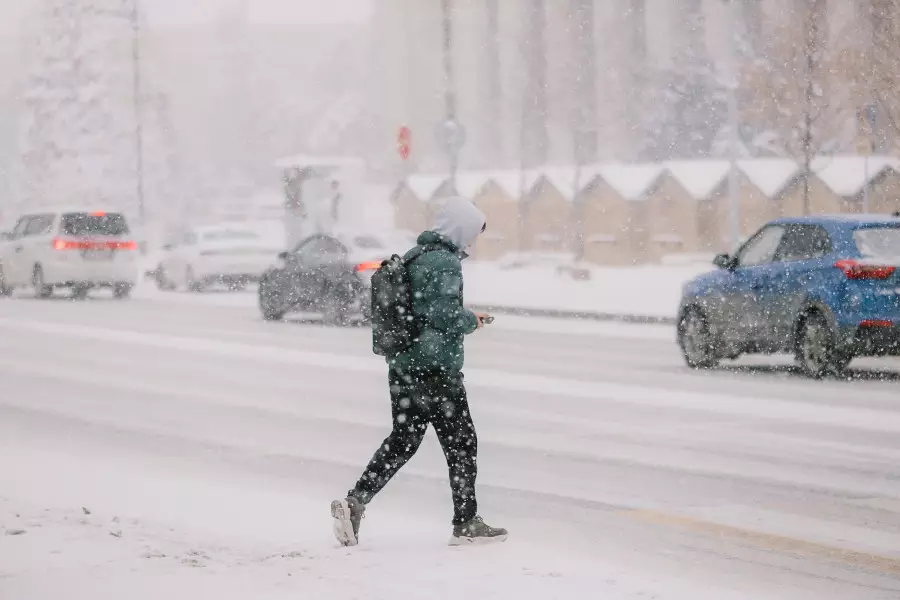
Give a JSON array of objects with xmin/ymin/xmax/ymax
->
[
  {"xmin": 131, "ymin": 0, "xmax": 145, "ymax": 225},
  {"xmin": 440, "ymin": 0, "xmax": 458, "ymax": 194},
  {"xmin": 723, "ymin": 0, "xmax": 741, "ymax": 251}
]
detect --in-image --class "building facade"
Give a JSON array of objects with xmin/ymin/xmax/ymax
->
[{"xmin": 373, "ymin": 0, "xmax": 885, "ymax": 180}]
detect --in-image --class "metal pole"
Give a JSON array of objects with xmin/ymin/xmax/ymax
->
[
  {"xmin": 862, "ymin": 105, "xmax": 875, "ymax": 213},
  {"xmin": 724, "ymin": 0, "xmax": 741, "ymax": 250},
  {"xmin": 863, "ymin": 153, "xmax": 870, "ymax": 213},
  {"xmin": 440, "ymin": 0, "xmax": 458, "ymax": 194},
  {"xmin": 801, "ymin": 1, "xmax": 821, "ymax": 217},
  {"xmin": 131, "ymin": 0, "xmax": 146, "ymax": 225}
]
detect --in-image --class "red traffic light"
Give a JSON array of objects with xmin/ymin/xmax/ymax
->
[{"xmin": 397, "ymin": 126, "xmax": 411, "ymax": 160}]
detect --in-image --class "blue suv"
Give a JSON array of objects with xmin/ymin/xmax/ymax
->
[{"xmin": 677, "ymin": 215, "xmax": 900, "ymax": 377}]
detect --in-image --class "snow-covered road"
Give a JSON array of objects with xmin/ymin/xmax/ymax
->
[{"xmin": 2, "ymin": 293, "xmax": 900, "ymax": 599}]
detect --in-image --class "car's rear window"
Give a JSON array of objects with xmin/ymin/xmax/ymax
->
[
  {"xmin": 352, "ymin": 236, "xmax": 384, "ymax": 249},
  {"xmin": 202, "ymin": 230, "xmax": 260, "ymax": 242},
  {"xmin": 854, "ymin": 227, "xmax": 900, "ymax": 259},
  {"xmin": 61, "ymin": 212, "xmax": 129, "ymax": 237}
]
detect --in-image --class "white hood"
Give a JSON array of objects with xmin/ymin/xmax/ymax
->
[{"xmin": 432, "ymin": 196, "xmax": 485, "ymax": 250}]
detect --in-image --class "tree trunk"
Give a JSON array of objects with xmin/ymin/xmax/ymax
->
[{"xmin": 800, "ymin": 0, "xmax": 825, "ymax": 215}]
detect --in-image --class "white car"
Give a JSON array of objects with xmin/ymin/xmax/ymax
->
[
  {"xmin": 154, "ymin": 225, "xmax": 283, "ymax": 292},
  {"xmin": 0, "ymin": 209, "xmax": 139, "ymax": 299}
]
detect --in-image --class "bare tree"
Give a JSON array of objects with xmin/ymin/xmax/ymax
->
[
  {"xmin": 568, "ymin": 0, "xmax": 597, "ymax": 260},
  {"xmin": 869, "ymin": 0, "xmax": 900, "ymax": 149},
  {"xmin": 17, "ymin": 0, "xmax": 137, "ymax": 214},
  {"xmin": 799, "ymin": 0, "xmax": 826, "ymax": 213},
  {"xmin": 741, "ymin": 1, "xmax": 859, "ymax": 213},
  {"xmin": 521, "ymin": 0, "xmax": 548, "ymax": 168}
]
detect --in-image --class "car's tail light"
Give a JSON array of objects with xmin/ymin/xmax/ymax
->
[
  {"xmin": 108, "ymin": 240, "xmax": 137, "ymax": 250},
  {"xmin": 354, "ymin": 261, "xmax": 382, "ymax": 272},
  {"xmin": 860, "ymin": 319, "xmax": 893, "ymax": 328},
  {"xmin": 834, "ymin": 259, "xmax": 896, "ymax": 280},
  {"xmin": 53, "ymin": 238, "xmax": 88, "ymax": 250},
  {"xmin": 53, "ymin": 238, "xmax": 136, "ymax": 251}
]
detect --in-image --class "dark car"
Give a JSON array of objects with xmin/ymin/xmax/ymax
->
[
  {"xmin": 677, "ymin": 215, "xmax": 900, "ymax": 378},
  {"xmin": 258, "ymin": 231, "xmax": 408, "ymax": 324}
]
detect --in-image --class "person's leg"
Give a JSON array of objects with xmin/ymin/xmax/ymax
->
[
  {"xmin": 348, "ymin": 369, "xmax": 428, "ymax": 504},
  {"xmin": 425, "ymin": 371, "xmax": 478, "ymax": 526},
  {"xmin": 334, "ymin": 369, "xmax": 428, "ymax": 546}
]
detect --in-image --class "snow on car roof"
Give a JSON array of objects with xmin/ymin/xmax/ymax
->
[
  {"xmin": 334, "ymin": 229, "xmax": 413, "ymax": 248},
  {"xmin": 771, "ymin": 214, "xmax": 900, "ymax": 226}
]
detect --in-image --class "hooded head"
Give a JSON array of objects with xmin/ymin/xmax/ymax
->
[{"xmin": 432, "ymin": 196, "xmax": 486, "ymax": 251}]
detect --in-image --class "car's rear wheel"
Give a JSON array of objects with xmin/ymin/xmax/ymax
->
[
  {"xmin": 155, "ymin": 265, "xmax": 175, "ymax": 291},
  {"xmin": 113, "ymin": 283, "xmax": 133, "ymax": 299},
  {"xmin": 0, "ymin": 265, "xmax": 13, "ymax": 297},
  {"xmin": 258, "ymin": 279, "xmax": 285, "ymax": 321},
  {"xmin": 323, "ymin": 299, "xmax": 351, "ymax": 326},
  {"xmin": 223, "ymin": 277, "xmax": 246, "ymax": 292},
  {"xmin": 33, "ymin": 265, "xmax": 52, "ymax": 299},
  {"xmin": 795, "ymin": 312, "xmax": 848, "ymax": 378},
  {"xmin": 71, "ymin": 284, "xmax": 90, "ymax": 300},
  {"xmin": 358, "ymin": 292, "xmax": 371, "ymax": 325},
  {"xmin": 185, "ymin": 266, "xmax": 205, "ymax": 293},
  {"xmin": 678, "ymin": 307, "xmax": 720, "ymax": 369}
]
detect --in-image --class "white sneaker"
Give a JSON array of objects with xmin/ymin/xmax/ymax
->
[{"xmin": 331, "ymin": 497, "xmax": 365, "ymax": 547}]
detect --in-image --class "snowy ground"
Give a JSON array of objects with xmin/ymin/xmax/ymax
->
[
  {"xmin": 463, "ymin": 261, "xmax": 712, "ymax": 319},
  {"xmin": 139, "ymin": 260, "xmax": 710, "ymax": 320},
  {"xmin": 140, "ymin": 226, "xmax": 712, "ymax": 320},
  {"xmin": 2, "ymin": 293, "xmax": 900, "ymax": 599}
]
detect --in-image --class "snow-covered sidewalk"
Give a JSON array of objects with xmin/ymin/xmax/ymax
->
[
  {"xmin": 0, "ymin": 443, "xmax": 753, "ymax": 600},
  {"xmin": 463, "ymin": 261, "xmax": 711, "ymax": 321},
  {"xmin": 139, "ymin": 260, "xmax": 711, "ymax": 323}
]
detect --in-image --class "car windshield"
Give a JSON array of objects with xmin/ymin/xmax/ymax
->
[
  {"xmin": 853, "ymin": 227, "xmax": 900, "ymax": 259},
  {"xmin": 351, "ymin": 235, "xmax": 385, "ymax": 249},
  {"xmin": 202, "ymin": 230, "xmax": 260, "ymax": 242},
  {"xmin": 61, "ymin": 212, "xmax": 129, "ymax": 236}
]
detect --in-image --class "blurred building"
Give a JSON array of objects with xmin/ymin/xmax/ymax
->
[
  {"xmin": 394, "ymin": 155, "xmax": 900, "ymax": 264},
  {"xmin": 373, "ymin": 0, "xmax": 888, "ymax": 178}
]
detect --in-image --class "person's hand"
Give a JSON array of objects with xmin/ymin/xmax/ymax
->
[{"xmin": 474, "ymin": 312, "xmax": 491, "ymax": 329}]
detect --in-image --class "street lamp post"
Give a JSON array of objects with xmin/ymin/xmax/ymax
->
[
  {"xmin": 863, "ymin": 151, "xmax": 870, "ymax": 213},
  {"xmin": 439, "ymin": 0, "xmax": 461, "ymax": 194},
  {"xmin": 131, "ymin": 0, "xmax": 146, "ymax": 225},
  {"xmin": 723, "ymin": 0, "xmax": 741, "ymax": 251},
  {"xmin": 862, "ymin": 102, "xmax": 877, "ymax": 213}
]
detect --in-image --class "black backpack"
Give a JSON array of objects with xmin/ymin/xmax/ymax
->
[{"xmin": 370, "ymin": 245, "xmax": 437, "ymax": 357}]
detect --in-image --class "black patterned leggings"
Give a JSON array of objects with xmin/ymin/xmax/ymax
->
[{"xmin": 349, "ymin": 369, "xmax": 478, "ymax": 525}]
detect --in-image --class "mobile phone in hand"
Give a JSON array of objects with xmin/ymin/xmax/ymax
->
[{"xmin": 481, "ymin": 315, "xmax": 494, "ymax": 325}]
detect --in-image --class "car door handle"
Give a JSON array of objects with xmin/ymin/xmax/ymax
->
[{"xmin": 750, "ymin": 280, "xmax": 765, "ymax": 290}]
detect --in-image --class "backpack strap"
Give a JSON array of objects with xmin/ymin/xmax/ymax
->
[{"xmin": 402, "ymin": 244, "xmax": 443, "ymax": 267}]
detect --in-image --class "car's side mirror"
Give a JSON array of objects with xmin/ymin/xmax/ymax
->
[
  {"xmin": 713, "ymin": 253, "xmax": 735, "ymax": 270},
  {"xmin": 277, "ymin": 251, "xmax": 289, "ymax": 260}
]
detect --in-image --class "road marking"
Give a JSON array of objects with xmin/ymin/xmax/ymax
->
[
  {"xmin": 626, "ymin": 509, "xmax": 900, "ymax": 575},
  {"xmin": 2, "ymin": 316, "xmax": 900, "ymax": 434}
]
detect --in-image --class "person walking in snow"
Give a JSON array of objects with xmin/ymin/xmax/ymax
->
[{"xmin": 331, "ymin": 196, "xmax": 507, "ymax": 547}]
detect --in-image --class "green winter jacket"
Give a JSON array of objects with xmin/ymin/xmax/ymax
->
[{"xmin": 388, "ymin": 231, "xmax": 479, "ymax": 374}]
